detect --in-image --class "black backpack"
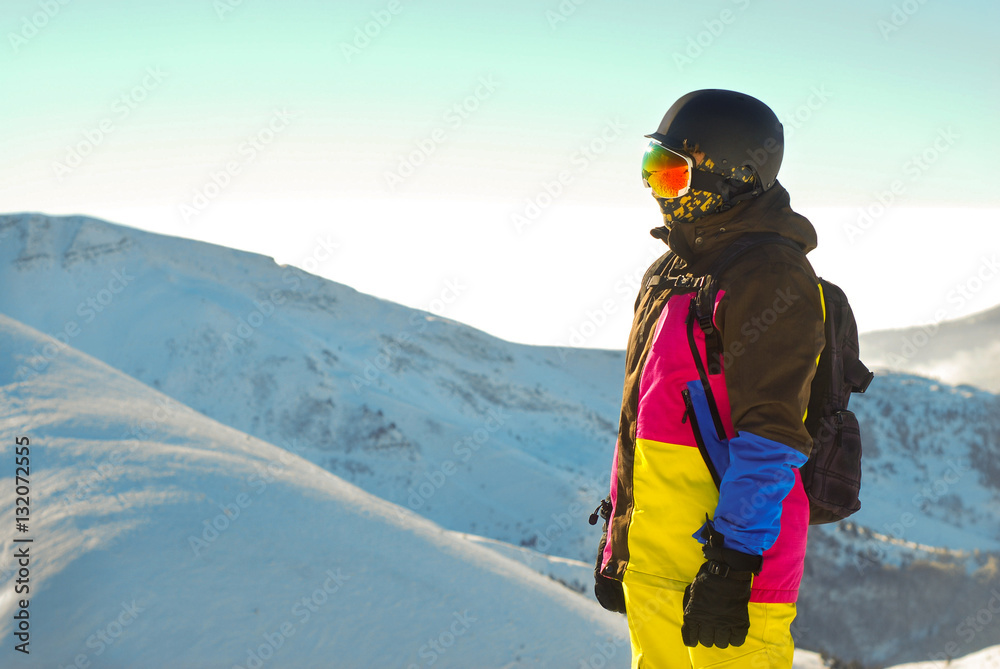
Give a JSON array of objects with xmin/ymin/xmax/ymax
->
[{"xmin": 686, "ymin": 233, "xmax": 874, "ymax": 524}]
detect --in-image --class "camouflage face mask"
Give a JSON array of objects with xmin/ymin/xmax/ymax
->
[
  {"xmin": 655, "ymin": 157, "xmax": 757, "ymax": 227},
  {"xmin": 656, "ymin": 190, "xmax": 726, "ymax": 227}
]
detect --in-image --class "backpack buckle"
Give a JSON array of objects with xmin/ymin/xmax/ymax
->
[
  {"xmin": 854, "ymin": 369, "xmax": 875, "ymax": 394},
  {"xmin": 706, "ymin": 560, "xmax": 730, "ymax": 578},
  {"xmin": 674, "ymin": 274, "xmax": 696, "ymax": 288},
  {"xmin": 705, "ymin": 560, "xmax": 754, "ymax": 581}
]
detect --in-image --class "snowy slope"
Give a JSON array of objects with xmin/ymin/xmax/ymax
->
[
  {"xmin": 2, "ymin": 212, "xmax": 999, "ymax": 667},
  {"xmin": 793, "ymin": 646, "xmax": 1000, "ymax": 669},
  {"xmin": 861, "ymin": 303, "xmax": 1000, "ymax": 393},
  {"xmin": 0, "ymin": 314, "xmax": 629, "ymax": 668},
  {"xmin": 890, "ymin": 645, "xmax": 1000, "ymax": 668},
  {"xmin": 0, "ymin": 212, "xmax": 622, "ymax": 564}
]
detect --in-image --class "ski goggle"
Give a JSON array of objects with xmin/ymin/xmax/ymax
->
[{"xmin": 641, "ymin": 142, "xmax": 693, "ymax": 199}]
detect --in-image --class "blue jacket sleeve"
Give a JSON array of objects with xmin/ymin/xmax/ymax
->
[{"xmin": 696, "ymin": 431, "xmax": 807, "ymax": 555}]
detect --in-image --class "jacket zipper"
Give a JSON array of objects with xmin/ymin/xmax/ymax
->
[{"xmin": 682, "ymin": 387, "xmax": 722, "ymax": 488}]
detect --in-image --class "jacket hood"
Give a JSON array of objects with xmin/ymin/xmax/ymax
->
[{"xmin": 651, "ymin": 182, "xmax": 817, "ymax": 270}]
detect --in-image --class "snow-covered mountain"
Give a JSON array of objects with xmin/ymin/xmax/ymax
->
[
  {"xmin": 891, "ymin": 645, "xmax": 1000, "ymax": 668},
  {"xmin": 0, "ymin": 212, "xmax": 622, "ymax": 564},
  {"xmin": 0, "ymin": 313, "xmax": 630, "ymax": 667},
  {"xmin": 2, "ymin": 212, "xmax": 998, "ymax": 667},
  {"xmin": 861, "ymin": 304, "xmax": 1000, "ymax": 393}
]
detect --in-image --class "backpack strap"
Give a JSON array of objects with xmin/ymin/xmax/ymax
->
[
  {"xmin": 636, "ymin": 250, "xmax": 701, "ymax": 309},
  {"xmin": 684, "ymin": 233, "xmax": 807, "ymax": 445},
  {"xmin": 641, "ymin": 250, "xmax": 675, "ymax": 292},
  {"xmin": 847, "ymin": 359, "xmax": 875, "ymax": 393}
]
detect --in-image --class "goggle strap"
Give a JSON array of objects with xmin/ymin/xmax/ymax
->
[
  {"xmin": 689, "ymin": 170, "xmax": 730, "ymax": 196},
  {"xmin": 690, "ymin": 170, "xmax": 763, "ymax": 203}
]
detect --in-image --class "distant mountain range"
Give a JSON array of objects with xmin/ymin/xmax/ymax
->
[
  {"xmin": 861, "ymin": 304, "xmax": 1000, "ymax": 393},
  {"xmin": 1, "ymin": 212, "xmax": 998, "ymax": 667}
]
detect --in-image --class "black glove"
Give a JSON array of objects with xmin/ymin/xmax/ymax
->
[
  {"xmin": 681, "ymin": 522, "xmax": 762, "ymax": 649},
  {"xmin": 594, "ymin": 570, "xmax": 626, "ymax": 614},
  {"xmin": 590, "ymin": 496, "xmax": 626, "ymax": 614}
]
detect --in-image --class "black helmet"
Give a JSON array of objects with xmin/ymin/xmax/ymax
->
[{"xmin": 646, "ymin": 89, "xmax": 784, "ymax": 195}]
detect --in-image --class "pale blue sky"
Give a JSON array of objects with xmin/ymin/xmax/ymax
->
[{"xmin": 2, "ymin": 0, "xmax": 998, "ymax": 347}]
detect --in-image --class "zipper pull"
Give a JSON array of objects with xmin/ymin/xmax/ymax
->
[{"xmin": 589, "ymin": 497, "xmax": 612, "ymax": 525}]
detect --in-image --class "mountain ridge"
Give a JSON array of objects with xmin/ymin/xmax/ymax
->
[{"xmin": 860, "ymin": 302, "xmax": 1000, "ymax": 393}]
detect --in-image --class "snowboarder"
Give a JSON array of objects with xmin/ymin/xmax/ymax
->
[{"xmin": 596, "ymin": 89, "xmax": 826, "ymax": 667}]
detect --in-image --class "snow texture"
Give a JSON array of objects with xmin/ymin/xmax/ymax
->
[
  {"xmin": 0, "ymin": 313, "xmax": 630, "ymax": 668},
  {"xmin": 1, "ymin": 212, "xmax": 998, "ymax": 667}
]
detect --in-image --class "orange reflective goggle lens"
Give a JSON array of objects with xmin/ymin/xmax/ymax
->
[{"xmin": 641, "ymin": 142, "xmax": 693, "ymax": 198}]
